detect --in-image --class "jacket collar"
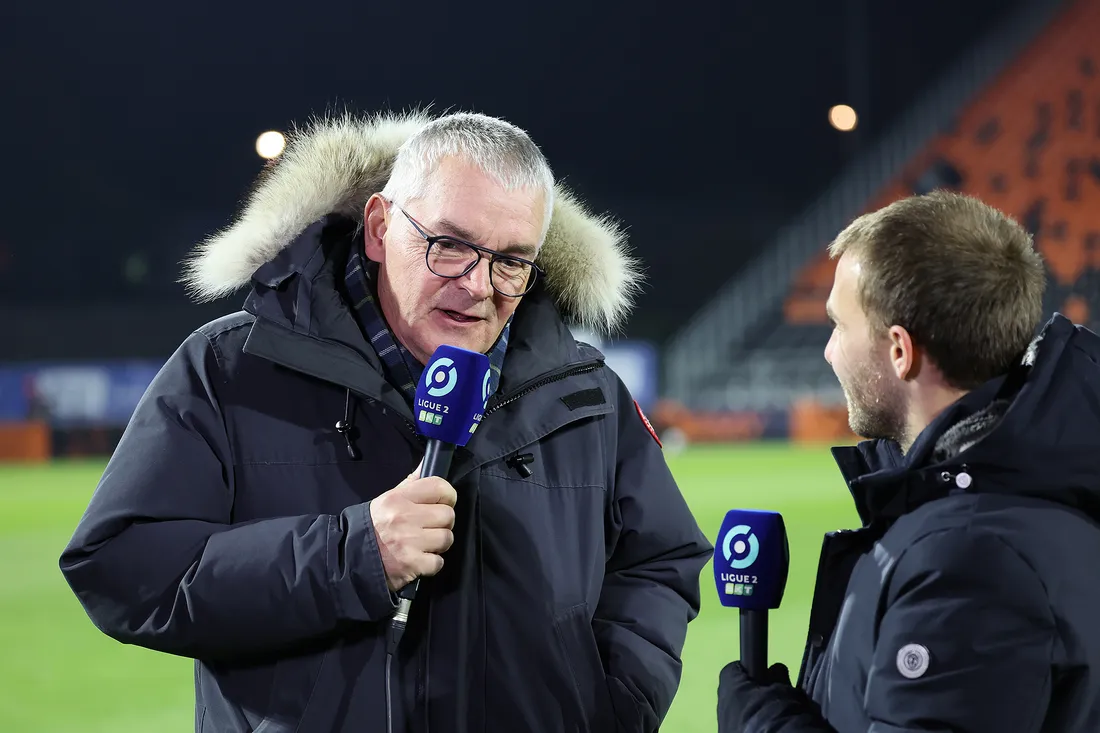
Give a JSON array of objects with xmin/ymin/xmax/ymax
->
[{"xmin": 831, "ymin": 375, "xmax": 1007, "ymax": 526}]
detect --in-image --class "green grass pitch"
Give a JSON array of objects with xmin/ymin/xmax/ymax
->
[{"xmin": 0, "ymin": 443, "xmax": 859, "ymax": 732}]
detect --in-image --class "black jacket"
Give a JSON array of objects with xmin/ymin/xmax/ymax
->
[
  {"xmin": 722, "ymin": 313, "xmax": 1100, "ymax": 732},
  {"xmin": 59, "ymin": 114, "xmax": 712, "ymax": 733}
]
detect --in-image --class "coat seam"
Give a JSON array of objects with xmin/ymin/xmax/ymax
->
[{"xmin": 478, "ymin": 471, "xmax": 604, "ymax": 491}]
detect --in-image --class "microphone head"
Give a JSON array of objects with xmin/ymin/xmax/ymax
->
[
  {"xmin": 713, "ymin": 509, "xmax": 789, "ymax": 610},
  {"xmin": 414, "ymin": 344, "xmax": 492, "ymax": 447}
]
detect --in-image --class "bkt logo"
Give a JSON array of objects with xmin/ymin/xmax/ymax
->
[
  {"xmin": 481, "ymin": 368, "xmax": 492, "ymax": 403},
  {"xmin": 721, "ymin": 524, "xmax": 760, "ymax": 569},
  {"xmin": 425, "ymin": 358, "xmax": 458, "ymax": 397}
]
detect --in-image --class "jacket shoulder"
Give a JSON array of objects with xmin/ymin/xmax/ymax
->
[
  {"xmin": 897, "ymin": 491, "xmax": 1100, "ymax": 545},
  {"xmin": 189, "ymin": 311, "xmax": 256, "ymax": 365},
  {"xmin": 885, "ymin": 492, "xmax": 1100, "ymax": 611},
  {"xmin": 194, "ymin": 311, "xmax": 256, "ymax": 344},
  {"xmin": 575, "ymin": 340, "xmax": 604, "ymax": 362}
]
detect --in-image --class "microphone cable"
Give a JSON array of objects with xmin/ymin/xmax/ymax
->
[
  {"xmin": 385, "ymin": 587, "xmax": 413, "ymax": 733},
  {"xmin": 383, "ymin": 440, "xmax": 450, "ymax": 733}
]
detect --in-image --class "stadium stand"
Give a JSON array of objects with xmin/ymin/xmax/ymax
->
[
  {"xmin": 658, "ymin": 0, "xmax": 1100, "ymax": 442},
  {"xmin": 786, "ymin": 0, "xmax": 1100, "ymax": 332}
]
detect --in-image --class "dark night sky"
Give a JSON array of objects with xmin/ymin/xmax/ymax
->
[{"xmin": 0, "ymin": 0, "xmax": 1027, "ymax": 343}]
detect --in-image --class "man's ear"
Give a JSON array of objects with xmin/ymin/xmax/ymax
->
[
  {"xmin": 364, "ymin": 194, "xmax": 389, "ymax": 264},
  {"xmin": 888, "ymin": 325, "xmax": 919, "ymax": 381}
]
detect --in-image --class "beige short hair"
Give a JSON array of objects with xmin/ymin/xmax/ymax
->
[
  {"xmin": 381, "ymin": 112, "xmax": 555, "ymax": 245},
  {"xmin": 829, "ymin": 190, "xmax": 1047, "ymax": 389}
]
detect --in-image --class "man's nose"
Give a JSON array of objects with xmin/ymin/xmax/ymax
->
[{"xmin": 461, "ymin": 258, "xmax": 494, "ymax": 298}]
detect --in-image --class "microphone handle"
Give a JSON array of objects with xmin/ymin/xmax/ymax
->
[
  {"xmin": 740, "ymin": 608, "xmax": 768, "ymax": 680},
  {"xmin": 420, "ymin": 440, "xmax": 455, "ymax": 481},
  {"xmin": 397, "ymin": 440, "xmax": 456, "ymax": 604}
]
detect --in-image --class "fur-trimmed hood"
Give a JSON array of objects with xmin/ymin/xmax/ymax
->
[{"xmin": 180, "ymin": 111, "xmax": 642, "ymax": 334}]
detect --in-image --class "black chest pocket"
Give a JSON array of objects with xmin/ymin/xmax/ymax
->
[{"xmin": 228, "ymin": 394, "xmax": 421, "ymax": 522}]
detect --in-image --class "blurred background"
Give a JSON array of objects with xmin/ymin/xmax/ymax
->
[{"xmin": 2, "ymin": 0, "xmax": 1098, "ymax": 730}]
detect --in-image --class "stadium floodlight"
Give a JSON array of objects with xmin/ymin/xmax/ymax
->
[
  {"xmin": 828, "ymin": 104, "xmax": 858, "ymax": 132},
  {"xmin": 255, "ymin": 131, "xmax": 286, "ymax": 159}
]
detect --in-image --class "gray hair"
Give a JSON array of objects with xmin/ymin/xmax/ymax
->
[{"xmin": 380, "ymin": 112, "xmax": 556, "ymax": 245}]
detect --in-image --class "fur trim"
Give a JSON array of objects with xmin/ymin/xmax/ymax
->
[
  {"xmin": 180, "ymin": 111, "xmax": 642, "ymax": 334},
  {"xmin": 932, "ymin": 399, "xmax": 1011, "ymax": 463}
]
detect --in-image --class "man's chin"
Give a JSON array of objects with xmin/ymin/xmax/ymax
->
[
  {"xmin": 847, "ymin": 409, "xmax": 899, "ymax": 443},
  {"xmin": 842, "ymin": 397, "xmax": 873, "ymax": 440},
  {"xmin": 847, "ymin": 418, "xmax": 871, "ymax": 440}
]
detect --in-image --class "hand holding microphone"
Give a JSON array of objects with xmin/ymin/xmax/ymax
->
[
  {"xmin": 385, "ymin": 344, "xmax": 492, "ymax": 654},
  {"xmin": 714, "ymin": 509, "xmax": 797, "ymax": 732},
  {"xmin": 370, "ymin": 465, "xmax": 457, "ymax": 592},
  {"xmin": 712, "ymin": 509, "xmax": 790, "ymax": 679}
]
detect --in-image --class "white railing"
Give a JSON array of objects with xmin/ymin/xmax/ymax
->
[{"xmin": 661, "ymin": 0, "xmax": 1069, "ymax": 408}]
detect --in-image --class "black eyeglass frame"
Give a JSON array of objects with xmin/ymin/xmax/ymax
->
[{"xmin": 391, "ymin": 202, "xmax": 545, "ymax": 298}]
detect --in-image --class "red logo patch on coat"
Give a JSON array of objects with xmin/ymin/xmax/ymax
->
[{"xmin": 634, "ymin": 400, "xmax": 662, "ymax": 448}]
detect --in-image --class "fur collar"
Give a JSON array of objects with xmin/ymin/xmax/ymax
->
[
  {"xmin": 931, "ymin": 399, "xmax": 1011, "ymax": 463},
  {"xmin": 180, "ymin": 111, "xmax": 642, "ymax": 334}
]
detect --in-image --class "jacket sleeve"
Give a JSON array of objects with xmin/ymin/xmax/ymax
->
[
  {"xmin": 58, "ymin": 330, "xmax": 397, "ymax": 662},
  {"xmin": 861, "ymin": 527, "xmax": 1054, "ymax": 733},
  {"xmin": 593, "ymin": 376, "xmax": 714, "ymax": 732}
]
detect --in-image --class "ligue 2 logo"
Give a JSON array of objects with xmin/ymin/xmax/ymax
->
[
  {"xmin": 425, "ymin": 358, "xmax": 459, "ymax": 397},
  {"xmin": 721, "ymin": 524, "xmax": 760, "ymax": 569}
]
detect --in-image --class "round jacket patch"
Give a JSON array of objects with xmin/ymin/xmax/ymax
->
[{"xmin": 896, "ymin": 643, "xmax": 930, "ymax": 679}]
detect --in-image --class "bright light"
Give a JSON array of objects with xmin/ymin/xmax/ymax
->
[
  {"xmin": 829, "ymin": 104, "xmax": 858, "ymax": 132},
  {"xmin": 256, "ymin": 130, "xmax": 286, "ymax": 159}
]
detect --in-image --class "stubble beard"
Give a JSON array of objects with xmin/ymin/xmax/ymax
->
[{"xmin": 842, "ymin": 355, "xmax": 909, "ymax": 447}]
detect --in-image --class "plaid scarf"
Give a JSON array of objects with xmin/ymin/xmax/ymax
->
[{"xmin": 344, "ymin": 248, "xmax": 510, "ymax": 406}]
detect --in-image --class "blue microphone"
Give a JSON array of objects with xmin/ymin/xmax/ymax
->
[
  {"xmin": 713, "ymin": 509, "xmax": 790, "ymax": 680},
  {"xmin": 389, "ymin": 344, "xmax": 492, "ymax": 653}
]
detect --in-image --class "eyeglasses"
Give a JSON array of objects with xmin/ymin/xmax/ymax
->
[{"xmin": 391, "ymin": 202, "xmax": 544, "ymax": 298}]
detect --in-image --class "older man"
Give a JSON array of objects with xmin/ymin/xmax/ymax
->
[{"xmin": 60, "ymin": 112, "xmax": 711, "ymax": 733}]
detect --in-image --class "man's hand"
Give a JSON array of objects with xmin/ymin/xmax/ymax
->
[
  {"xmin": 718, "ymin": 661, "xmax": 831, "ymax": 732},
  {"xmin": 370, "ymin": 465, "xmax": 457, "ymax": 591}
]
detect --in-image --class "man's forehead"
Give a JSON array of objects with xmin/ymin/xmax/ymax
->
[
  {"xmin": 833, "ymin": 253, "xmax": 864, "ymax": 296},
  {"xmin": 428, "ymin": 212, "xmax": 539, "ymax": 258},
  {"xmin": 836, "ymin": 250, "xmax": 863, "ymax": 280},
  {"xmin": 827, "ymin": 252, "xmax": 864, "ymax": 318},
  {"xmin": 416, "ymin": 187, "xmax": 542, "ymax": 257}
]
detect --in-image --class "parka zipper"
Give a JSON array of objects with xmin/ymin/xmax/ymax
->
[
  {"xmin": 390, "ymin": 362, "xmax": 604, "ymax": 441},
  {"xmin": 395, "ymin": 361, "xmax": 605, "ymax": 436},
  {"xmin": 483, "ymin": 361, "xmax": 604, "ymax": 417}
]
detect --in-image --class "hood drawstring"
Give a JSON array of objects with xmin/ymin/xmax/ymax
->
[{"xmin": 335, "ymin": 389, "xmax": 361, "ymax": 460}]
